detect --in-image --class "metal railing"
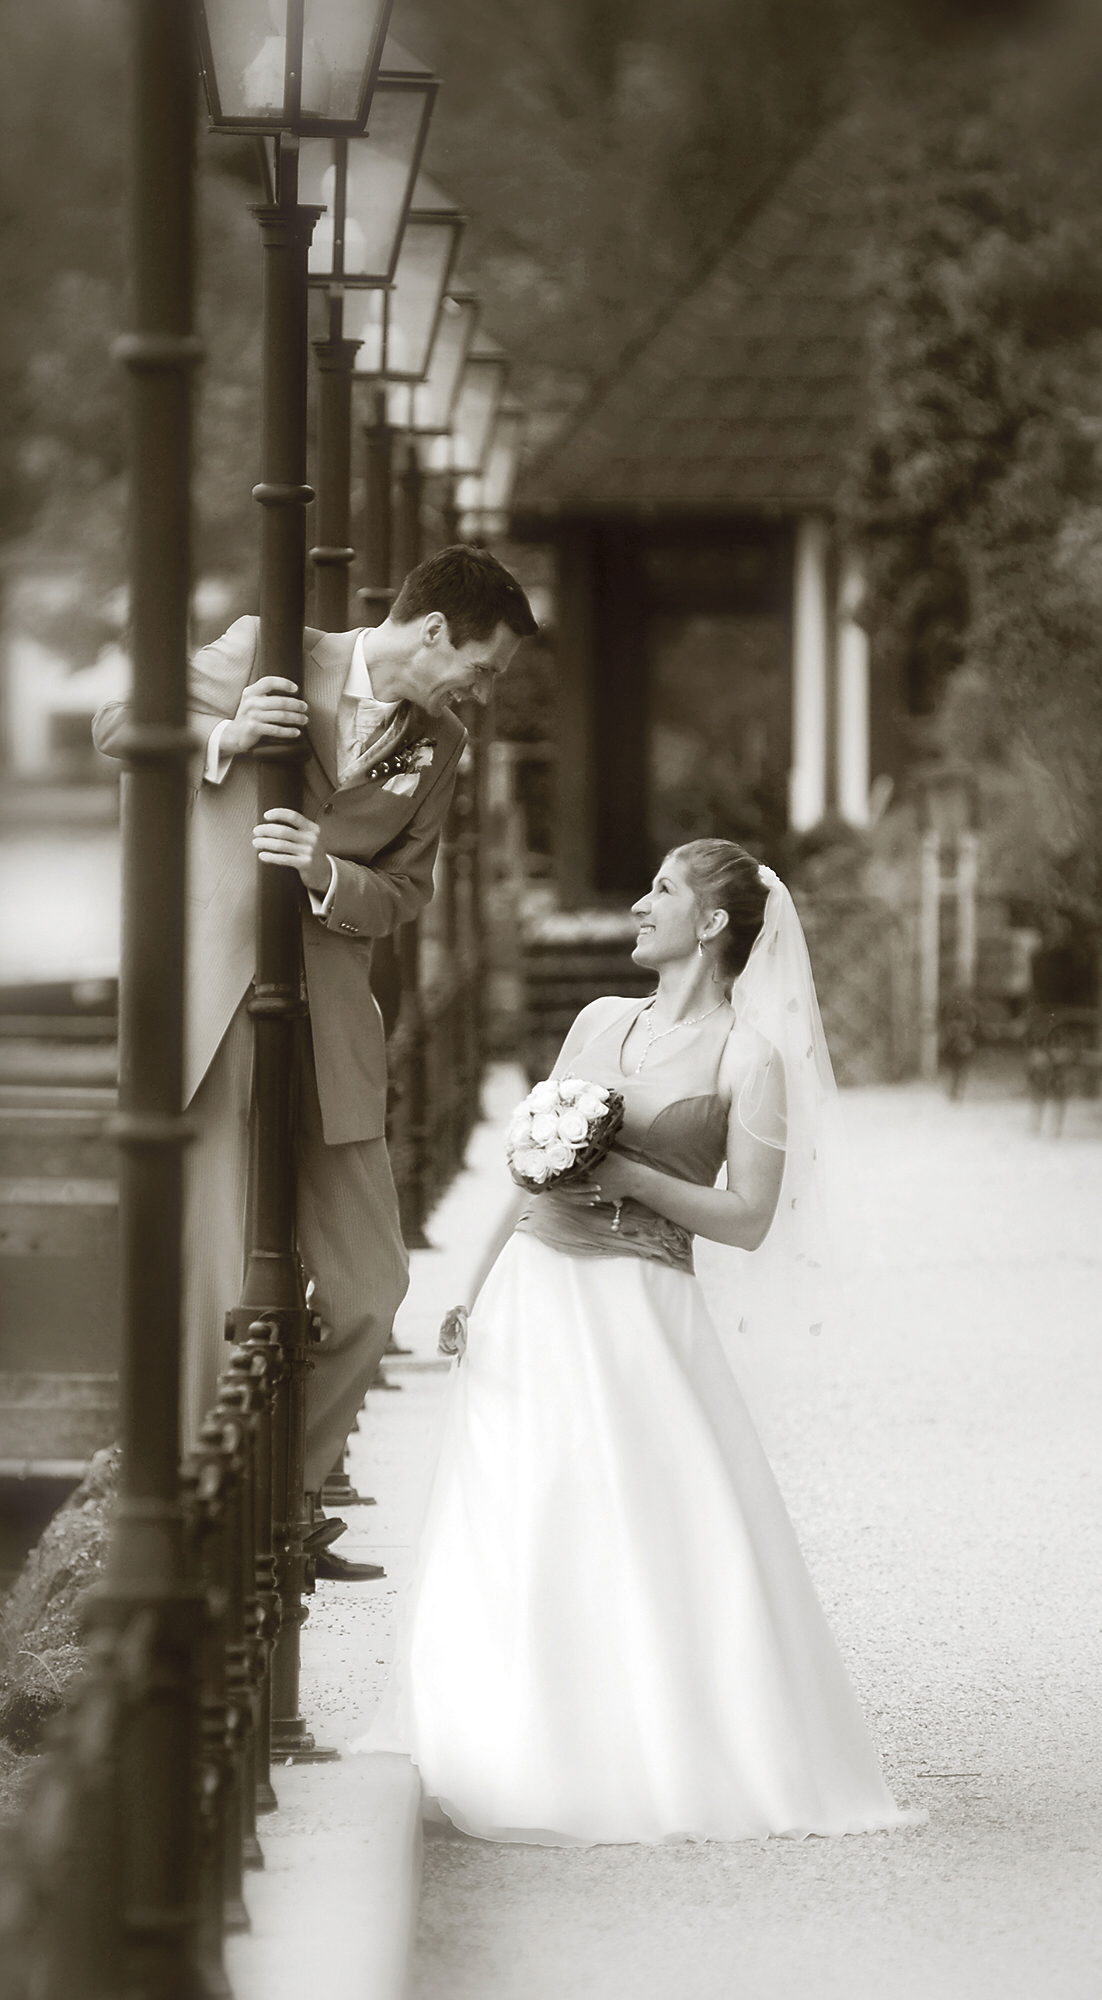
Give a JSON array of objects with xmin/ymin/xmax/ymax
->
[{"xmin": 0, "ymin": 764, "xmax": 489, "ymax": 1999}]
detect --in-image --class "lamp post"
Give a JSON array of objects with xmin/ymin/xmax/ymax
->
[
  {"xmin": 345, "ymin": 175, "xmax": 465, "ymax": 620},
  {"xmin": 389, "ymin": 291, "xmax": 480, "ymax": 573},
  {"xmin": 303, "ymin": 40, "xmax": 438, "ymax": 630},
  {"xmin": 428, "ymin": 331, "xmax": 509, "ymax": 546},
  {"xmin": 335, "ymin": 188, "xmax": 465, "ymax": 1247},
  {"xmin": 20, "ymin": 4, "xmax": 206, "ymax": 1993},
  {"xmin": 302, "ymin": 44, "xmax": 439, "ymax": 1494},
  {"xmin": 399, "ymin": 290, "xmax": 480, "ymax": 439},
  {"xmin": 194, "ymin": 0, "xmax": 392, "ymax": 134},
  {"xmin": 66, "ymin": 1, "xmax": 208, "ymax": 1990},
  {"xmin": 457, "ymin": 399, "xmax": 525, "ymax": 543},
  {"xmin": 195, "ymin": 0, "xmax": 396, "ymax": 1769}
]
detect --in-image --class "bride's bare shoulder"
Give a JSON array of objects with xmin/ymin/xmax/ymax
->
[
  {"xmin": 718, "ymin": 1018, "xmax": 782, "ymax": 1099},
  {"xmin": 572, "ymin": 994, "xmax": 639, "ymax": 1034}
]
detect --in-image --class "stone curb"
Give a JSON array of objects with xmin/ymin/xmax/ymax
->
[{"xmin": 225, "ymin": 1063, "xmax": 527, "ymax": 2000}]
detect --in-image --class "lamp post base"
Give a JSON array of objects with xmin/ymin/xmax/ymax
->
[{"xmin": 270, "ymin": 1718, "xmax": 341, "ymax": 1765}]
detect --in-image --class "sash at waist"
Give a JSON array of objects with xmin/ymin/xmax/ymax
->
[{"xmin": 513, "ymin": 1189, "xmax": 695, "ymax": 1274}]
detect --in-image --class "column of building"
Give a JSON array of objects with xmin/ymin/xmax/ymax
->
[{"xmin": 790, "ymin": 515, "xmax": 871, "ymax": 832}]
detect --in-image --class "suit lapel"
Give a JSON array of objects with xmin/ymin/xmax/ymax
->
[{"xmin": 304, "ymin": 628, "xmax": 357, "ymax": 789}]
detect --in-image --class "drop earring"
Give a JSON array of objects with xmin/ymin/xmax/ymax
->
[{"xmin": 697, "ymin": 936, "xmax": 707, "ymax": 957}]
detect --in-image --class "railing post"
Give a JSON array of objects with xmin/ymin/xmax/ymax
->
[
  {"xmin": 224, "ymin": 144, "xmax": 334, "ymax": 1765},
  {"xmin": 182, "ymin": 1431, "xmax": 233, "ymax": 1995},
  {"xmin": 205, "ymin": 1393, "xmax": 251, "ymax": 1930},
  {"xmin": 232, "ymin": 1323, "xmax": 283, "ymax": 1812}
]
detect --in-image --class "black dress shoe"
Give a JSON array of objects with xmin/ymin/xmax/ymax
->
[
  {"xmin": 303, "ymin": 1515, "xmax": 348, "ymax": 1554},
  {"xmin": 311, "ymin": 1548, "xmax": 386, "ymax": 1582}
]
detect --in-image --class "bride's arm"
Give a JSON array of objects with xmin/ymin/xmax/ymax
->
[{"xmin": 589, "ymin": 1042, "xmax": 786, "ymax": 1251}]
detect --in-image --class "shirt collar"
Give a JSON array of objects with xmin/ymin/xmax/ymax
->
[{"xmin": 346, "ymin": 628, "xmax": 401, "ymax": 715}]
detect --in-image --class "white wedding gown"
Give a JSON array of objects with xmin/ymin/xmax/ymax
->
[{"xmin": 356, "ymin": 999, "xmax": 918, "ymax": 1846}]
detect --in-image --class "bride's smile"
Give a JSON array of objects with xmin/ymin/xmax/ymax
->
[{"xmin": 631, "ymin": 858, "xmax": 710, "ymax": 969}]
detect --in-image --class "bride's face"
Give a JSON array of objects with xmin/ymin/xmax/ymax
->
[{"xmin": 631, "ymin": 857, "xmax": 700, "ymax": 968}]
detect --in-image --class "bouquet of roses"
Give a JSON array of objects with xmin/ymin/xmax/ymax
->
[{"xmin": 505, "ymin": 1076, "xmax": 625, "ymax": 1193}]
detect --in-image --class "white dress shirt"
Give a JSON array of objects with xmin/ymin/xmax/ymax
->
[{"xmin": 204, "ymin": 629, "xmax": 400, "ymax": 915}]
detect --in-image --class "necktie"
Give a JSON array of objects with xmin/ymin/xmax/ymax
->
[
  {"xmin": 336, "ymin": 693, "xmax": 404, "ymax": 789},
  {"xmin": 353, "ymin": 695, "xmax": 395, "ymax": 748}
]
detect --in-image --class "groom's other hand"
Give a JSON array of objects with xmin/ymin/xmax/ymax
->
[
  {"xmin": 253, "ymin": 808, "xmax": 330, "ymax": 894},
  {"xmin": 222, "ymin": 676, "xmax": 308, "ymax": 756}
]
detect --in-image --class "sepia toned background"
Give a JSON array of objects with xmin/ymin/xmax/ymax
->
[{"xmin": 1, "ymin": 2, "xmax": 1101, "ymax": 1996}]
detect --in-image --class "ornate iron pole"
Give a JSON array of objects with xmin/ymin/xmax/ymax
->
[
  {"xmin": 358, "ymin": 383, "xmax": 395, "ymax": 627},
  {"xmin": 223, "ymin": 138, "xmax": 333, "ymax": 1764},
  {"xmin": 310, "ymin": 293, "xmax": 361, "ymax": 633},
  {"xmin": 440, "ymin": 470, "xmax": 460, "ymax": 546},
  {"xmin": 87, "ymin": 0, "xmax": 208, "ymax": 1990},
  {"xmin": 394, "ymin": 433, "xmax": 424, "ymax": 583},
  {"xmin": 387, "ymin": 440, "xmax": 430, "ymax": 1244}
]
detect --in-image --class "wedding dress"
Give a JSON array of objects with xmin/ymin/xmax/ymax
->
[{"xmin": 355, "ymin": 983, "xmax": 919, "ymax": 1846}]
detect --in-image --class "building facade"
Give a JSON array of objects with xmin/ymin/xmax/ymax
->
[{"xmin": 512, "ymin": 110, "xmax": 904, "ymax": 905}]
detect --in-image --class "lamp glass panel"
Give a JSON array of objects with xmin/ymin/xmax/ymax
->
[
  {"xmin": 408, "ymin": 294, "xmax": 479, "ymax": 433},
  {"xmin": 301, "ymin": 0, "xmax": 388, "ymax": 122},
  {"xmin": 345, "ymin": 289, "xmax": 386, "ymax": 376},
  {"xmin": 481, "ymin": 409, "xmax": 524, "ymax": 511},
  {"xmin": 202, "ymin": 0, "xmax": 289, "ymax": 120},
  {"xmin": 345, "ymin": 96, "xmax": 424, "ymax": 273},
  {"xmin": 303, "ymin": 91, "xmax": 424, "ymax": 282},
  {"xmin": 450, "ymin": 355, "xmax": 508, "ymax": 473},
  {"xmin": 384, "ymin": 218, "xmax": 458, "ymax": 381},
  {"xmin": 200, "ymin": 0, "xmax": 388, "ymax": 126}
]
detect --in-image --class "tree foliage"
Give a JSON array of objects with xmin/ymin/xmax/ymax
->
[
  {"xmin": 2, "ymin": 0, "xmax": 859, "ymax": 643},
  {"xmin": 401, "ymin": 0, "xmax": 856, "ymax": 437},
  {"xmin": 845, "ymin": 10, "xmax": 1102, "ymax": 901}
]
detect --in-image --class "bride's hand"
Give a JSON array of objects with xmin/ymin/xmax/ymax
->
[
  {"xmin": 544, "ymin": 1175, "xmax": 605, "ymax": 1208},
  {"xmin": 581, "ymin": 1149, "xmax": 639, "ymax": 1205}
]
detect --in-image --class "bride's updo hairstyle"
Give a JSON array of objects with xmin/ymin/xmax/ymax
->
[{"xmin": 671, "ymin": 839, "xmax": 771, "ymax": 989}]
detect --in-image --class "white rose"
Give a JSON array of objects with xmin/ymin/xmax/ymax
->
[
  {"xmin": 530, "ymin": 1112, "xmax": 559, "ymax": 1145},
  {"xmin": 556, "ymin": 1107, "xmax": 588, "ymax": 1144},
  {"xmin": 508, "ymin": 1110, "xmax": 533, "ymax": 1144},
  {"xmin": 543, "ymin": 1139, "xmax": 575, "ymax": 1174},
  {"xmin": 556, "ymin": 1077, "xmax": 584, "ymax": 1103},
  {"xmin": 528, "ymin": 1080, "xmax": 559, "ymax": 1113},
  {"xmin": 517, "ymin": 1147, "xmax": 550, "ymax": 1184},
  {"xmin": 577, "ymin": 1090, "xmax": 608, "ymax": 1121}
]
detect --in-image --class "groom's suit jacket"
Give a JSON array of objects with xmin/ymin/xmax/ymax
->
[{"xmin": 93, "ymin": 615, "xmax": 466, "ymax": 1145}]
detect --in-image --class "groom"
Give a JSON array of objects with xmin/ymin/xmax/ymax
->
[{"xmin": 94, "ymin": 545, "xmax": 537, "ymax": 1577}]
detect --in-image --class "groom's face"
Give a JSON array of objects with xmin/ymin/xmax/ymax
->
[
  {"xmin": 406, "ymin": 613, "xmax": 520, "ymax": 715},
  {"xmin": 630, "ymin": 857, "xmax": 699, "ymax": 969}
]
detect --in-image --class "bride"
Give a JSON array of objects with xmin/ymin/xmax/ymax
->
[{"xmin": 356, "ymin": 839, "xmax": 919, "ymax": 1845}]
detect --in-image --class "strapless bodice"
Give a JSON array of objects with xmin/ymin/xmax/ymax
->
[{"xmin": 514, "ymin": 997, "xmax": 734, "ymax": 1272}]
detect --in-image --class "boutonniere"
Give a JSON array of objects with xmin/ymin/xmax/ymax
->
[{"xmin": 367, "ymin": 736, "xmax": 435, "ymax": 793}]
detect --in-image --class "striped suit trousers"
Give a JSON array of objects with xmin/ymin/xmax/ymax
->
[{"xmin": 181, "ymin": 997, "xmax": 409, "ymax": 1491}]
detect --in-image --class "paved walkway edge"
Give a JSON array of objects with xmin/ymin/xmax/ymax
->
[{"xmin": 225, "ymin": 1063, "xmax": 527, "ymax": 2000}]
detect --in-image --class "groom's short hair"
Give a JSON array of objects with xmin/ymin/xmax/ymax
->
[{"xmin": 391, "ymin": 545, "xmax": 538, "ymax": 650}]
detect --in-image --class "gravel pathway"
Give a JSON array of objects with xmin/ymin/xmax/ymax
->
[{"xmin": 411, "ymin": 1083, "xmax": 1102, "ymax": 2000}]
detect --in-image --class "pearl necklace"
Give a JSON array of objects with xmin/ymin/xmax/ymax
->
[{"xmin": 633, "ymin": 998, "xmax": 726, "ymax": 1074}]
